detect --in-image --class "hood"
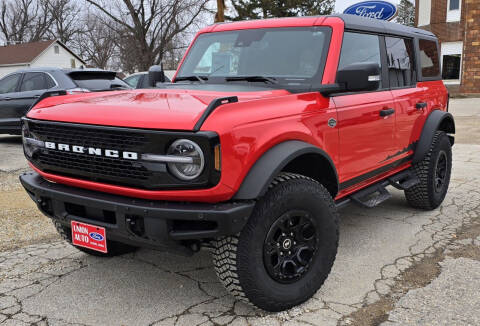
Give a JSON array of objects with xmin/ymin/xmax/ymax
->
[{"xmin": 27, "ymin": 88, "xmax": 290, "ymax": 130}]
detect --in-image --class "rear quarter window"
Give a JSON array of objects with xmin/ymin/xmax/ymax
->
[{"xmin": 418, "ymin": 39, "xmax": 440, "ymax": 79}]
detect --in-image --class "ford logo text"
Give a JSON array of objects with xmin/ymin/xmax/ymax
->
[{"xmin": 344, "ymin": 1, "xmax": 397, "ymax": 21}]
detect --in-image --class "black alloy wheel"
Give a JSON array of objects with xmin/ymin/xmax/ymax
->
[
  {"xmin": 434, "ymin": 150, "xmax": 448, "ymax": 193},
  {"xmin": 263, "ymin": 210, "xmax": 318, "ymax": 283}
]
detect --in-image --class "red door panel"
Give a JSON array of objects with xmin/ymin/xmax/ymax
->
[
  {"xmin": 393, "ymin": 81, "xmax": 448, "ymax": 157},
  {"xmin": 391, "ymin": 86, "xmax": 426, "ymax": 157},
  {"xmin": 334, "ymin": 91, "xmax": 396, "ymax": 184}
]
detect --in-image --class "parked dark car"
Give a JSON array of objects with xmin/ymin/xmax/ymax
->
[
  {"xmin": 0, "ymin": 68, "xmax": 130, "ymax": 134},
  {"xmin": 124, "ymin": 71, "xmax": 171, "ymax": 89}
]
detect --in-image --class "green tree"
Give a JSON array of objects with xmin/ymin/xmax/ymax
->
[
  {"xmin": 229, "ymin": 0, "xmax": 334, "ymax": 20},
  {"xmin": 396, "ymin": 0, "xmax": 415, "ymax": 26}
]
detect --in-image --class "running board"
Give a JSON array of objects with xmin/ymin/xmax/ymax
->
[
  {"xmin": 350, "ymin": 181, "xmax": 392, "ymax": 208},
  {"xmin": 335, "ymin": 169, "xmax": 419, "ymax": 209},
  {"xmin": 388, "ymin": 170, "xmax": 420, "ymax": 190}
]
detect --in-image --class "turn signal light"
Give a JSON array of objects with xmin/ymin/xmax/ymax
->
[{"xmin": 214, "ymin": 145, "xmax": 221, "ymax": 171}]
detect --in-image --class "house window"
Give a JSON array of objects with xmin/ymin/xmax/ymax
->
[
  {"xmin": 449, "ymin": 0, "xmax": 459, "ymax": 10},
  {"xmin": 71, "ymin": 59, "xmax": 76, "ymax": 68},
  {"xmin": 441, "ymin": 41, "xmax": 463, "ymax": 83},
  {"xmin": 447, "ymin": 0, "xmax": 461, "ymax": 22},
  {"xmin": 54, "ymin": 45, "xmax": 59, "ymax": 54},
  {"xmin": 442, "ymin": 55, "xmax": 461, "ymax": 79}
]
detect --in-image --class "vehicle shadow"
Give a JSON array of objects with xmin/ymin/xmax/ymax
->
[{"xmin": 0, "ymin": 135, "xmax": 22, "ymax": 144}]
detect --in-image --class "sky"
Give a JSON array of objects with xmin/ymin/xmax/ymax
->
[{"xmin": 334, "ymin": 0, "xmax": 413, "ymax": 13}]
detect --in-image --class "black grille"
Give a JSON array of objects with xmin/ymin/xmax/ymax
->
[
  {"xmin": 30, "ymin": 122, "xmax": 147, "ymax": 152},
  {"xmin": 37, "ymin": 151, "xmax": 151, "ymax": 180},
  {"xmin": 25, "ymin": 119, "xmax": 220, "ymax": 190}
]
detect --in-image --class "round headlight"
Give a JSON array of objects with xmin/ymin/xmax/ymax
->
[{"xmin": 167, "ymin": 139, "xmax": 205, "ymax": 180}]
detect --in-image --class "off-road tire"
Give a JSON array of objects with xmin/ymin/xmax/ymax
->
[
  {"xmin": 212, "ymin": 173, "xmax": 339, "ymax": 311},
  {"xmin": 405, "ymin": 131, "xmax": 452, "ymax": 210},
  {"xmin": 53, "ymin": 220, "xmax": 137, "ymax": 257}
]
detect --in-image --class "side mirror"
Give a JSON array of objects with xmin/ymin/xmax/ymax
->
[
  {"xmin": 336, "ymin": 63, "xmax": 381, "ymax": 93},
  {"xmin": 148, "ymin": 64, "xmax": 165, "ymax": 87}
]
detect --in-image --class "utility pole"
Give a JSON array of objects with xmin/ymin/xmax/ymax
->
[{"xmin": 215, "ymin": 0, "xmax": 225, "ymax": 22}]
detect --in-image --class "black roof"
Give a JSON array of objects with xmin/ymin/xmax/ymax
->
[{"xmin": 332, "ymin": 14, "xmax": 436, "ymax": 40}]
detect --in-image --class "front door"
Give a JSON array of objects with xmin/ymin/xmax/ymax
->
[
  {"xmin": 333, "ymin": 31, "xmax": 397, "ymax": 190},
  {"xmin": 0, "ymin": 73, "xmax": 23, "ymax": 129},
  {"xmin": 15, "ymin": 72, "xmax": 56, "ymax": 116}
]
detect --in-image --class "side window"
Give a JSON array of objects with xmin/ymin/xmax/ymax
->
[
  {"xmin": 125, "ymin": 75, "xmax": 141, "ymax": 88},
  {"xmin": 44, "ymin": 74, "xmax": 56, "ymax": 89},
  {"xmin": 338, "ymin": 32, "xmax": 382, "ymax": 89},
  {"xmin": 419, "ymin": 39, "xmax": 440, "ymax": 78},
  {"xmin": 20, "ymin": 72, "xmax": 48, "ymax": 92},
  {"xmin": 0, "ymin": 74, "xmax": 21, "ymax": 94},
  {"xmin": 385, "ymin": 37, "xmax": 417, "ymax": 88}
]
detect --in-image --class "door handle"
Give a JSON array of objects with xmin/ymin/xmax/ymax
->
[
  {"xmin": 33, "ymin": 95, "xmax": 41, "ymax": 98},
  {"xmin": 380, "ymin": 108, "xmax": 395, "ymax": 117},
  {"xmin": 3, "ymin": 97, "xmax": 12, "ymax": 101},
  {"xmin": 416, "ymin": 102, "xmax": 427, "ymax": 109}
]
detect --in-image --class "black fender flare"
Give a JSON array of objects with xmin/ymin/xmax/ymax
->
[
  {"xmin": 233, "ymin": 140, "xmax": 338, "ymax": 200},
  {"xmin": 412, "ymin": 110, "xmax": 455, "ymax": 164}
]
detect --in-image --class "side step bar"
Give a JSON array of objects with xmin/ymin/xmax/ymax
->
[
  {"xmin": 388, "ymin": 170, "xmax": 420, "ymax": 190},
  {"xmin": 350, "ymin": 181, "xmax": 392, "ymax": 208},
  {"xmin": 336, "ymin": 169, "xmax": 420, "ymax": 209}
]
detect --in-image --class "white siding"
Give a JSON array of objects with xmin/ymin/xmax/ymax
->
[
  {"xmin": 30, "ymin": 43, "xmax": 84, "ymax": 69},
  {"xmin": 0, "ymin": 64, "xmax": 28, "ymax": 79},
  {"xmin": 418, "ymin": 0, "xmax": 431, "ymax": 26}
]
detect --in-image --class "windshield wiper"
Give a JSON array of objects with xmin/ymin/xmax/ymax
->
[
  {"xmin": 225, "ymin": 76, "xmax": 278, "ymax": 84},
  {"xmin": 174, "ymin": 75, "xmax": 207, "ymax": 83}
]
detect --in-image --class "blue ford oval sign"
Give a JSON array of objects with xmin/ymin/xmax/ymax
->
[
  {"xmin": 89, "ymin": 232, "xmax": 104, "ymax": 241},
  {"xmin": 344, "ymin": 1, "xmax": 397, "ymax": 21}
]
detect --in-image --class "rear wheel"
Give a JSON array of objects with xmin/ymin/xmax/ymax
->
[
  {"xmin": 405, "ymin": 131, "xmax": 452, "ymax": 210},
  {"xmin": 213, "ymin": 173, "xmax": 339, "ymax": 311},
  {"xmin": 53, "ymin": 221, "xmax": 137, "ymax": 257}
]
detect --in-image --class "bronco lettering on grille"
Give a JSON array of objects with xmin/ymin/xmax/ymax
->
[{"xmin": 44, "ymin": 142, "xmax": 138, "ymax": 160}]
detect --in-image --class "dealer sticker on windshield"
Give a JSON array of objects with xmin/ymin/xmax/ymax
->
[{"xmin": 71, "ymin": 221, "xmax": 107, "ymax": 253}]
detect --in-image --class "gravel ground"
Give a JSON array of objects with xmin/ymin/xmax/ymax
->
[{"xmin": 0, "ymin": 98, "xmax": 478, "ymax": 325}]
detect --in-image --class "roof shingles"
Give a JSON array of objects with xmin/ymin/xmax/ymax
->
[{"xmin": 0, "ymin": 40, "xmax": 55, "ymax": 65}]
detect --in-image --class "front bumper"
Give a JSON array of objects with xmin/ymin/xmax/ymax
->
[{"xmin": 20, "ymin": 172, "xmax": 255, "ymax": 254}]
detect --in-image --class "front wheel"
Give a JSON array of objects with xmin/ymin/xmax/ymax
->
[
  {"xmin": 405, "ymin": 131, "xmax": 452, "ymax": 210},
  {"xmin": 213, "ymin": 173, "xmax": 339, "ymax": 311}
]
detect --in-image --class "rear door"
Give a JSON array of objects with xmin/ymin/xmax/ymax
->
[
  {"xmin": 333, "ymin": 31, "xmax": 397, "ymax": 189},
  {"xmin": 387, "ymin": 36, "xmax": 426, "ymax": 158},
  {"xmin": 0, "ymin": 73, "xmax": 23, "ymax": 129},
  {"xmin": 16, "ymin": 72, "xmax": 57, "ymax": 116}
]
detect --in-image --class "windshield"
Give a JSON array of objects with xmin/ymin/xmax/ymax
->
[{"xmin": 176, "ymin": 27, "xmax": 330, "ymax": 88}]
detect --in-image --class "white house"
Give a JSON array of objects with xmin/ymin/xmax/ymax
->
[{"xmin": 0, "ymin": 40, "xmax": 86, "ymax": 78}]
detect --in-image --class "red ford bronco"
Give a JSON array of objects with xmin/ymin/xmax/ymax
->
[{"xmin": 20, "ymin": 14, "xmax": 454, "ymax": 311}]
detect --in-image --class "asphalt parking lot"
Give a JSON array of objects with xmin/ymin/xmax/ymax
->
[{"xmin": 0, "ymin": 98, "xmax": 479, "ymax": 326}]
